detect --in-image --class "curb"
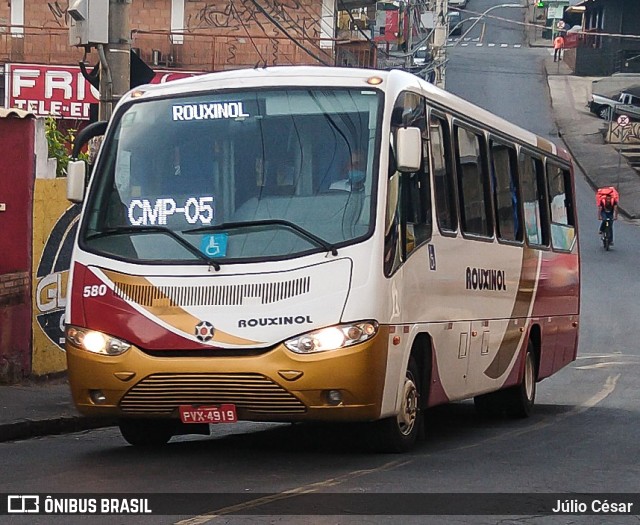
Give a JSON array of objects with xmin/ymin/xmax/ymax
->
[{"xmin": 0, "ymin": 416, "xmax": 116, "ymax": 443}]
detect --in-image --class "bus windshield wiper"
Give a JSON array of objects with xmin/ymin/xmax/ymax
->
[
  {"xmin": 86, "ymin": 226, "xmax": 222, "ymax": 271},
  {"xmin": 184, "ymin": 219, "xmax": 338, "ymax": 256}
]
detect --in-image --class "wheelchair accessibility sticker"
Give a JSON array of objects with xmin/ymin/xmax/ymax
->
[{"xmin": 200, "ymin": 234, "xmax": 228, "ymax": 257}]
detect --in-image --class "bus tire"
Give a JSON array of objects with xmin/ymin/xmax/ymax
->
[
  {"xmin": 118, "ymin": 418, "xmax": 176, "ymax": 447},
  {"xmin": 369, "ymin": 357, "xmax": 421, "ymax": 453},
  {"xmin": 502, "ymin": 340, "xmax": 537, "ymax": 418},
  {"xmin": 474, "ymin": 340, "xmax": 536, "ymax": 418}
]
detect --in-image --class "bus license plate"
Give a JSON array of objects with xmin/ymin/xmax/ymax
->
[{"xmin": 179, "ymin": 404, "xmax": 237, "ymax": 424}]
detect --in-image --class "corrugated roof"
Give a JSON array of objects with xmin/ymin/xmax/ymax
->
[{"xmin": 0, "ymin": 107, "xmax": 36, "ymax": 119}]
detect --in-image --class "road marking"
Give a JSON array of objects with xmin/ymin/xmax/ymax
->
[
  {"xmin": 575, "ymin": 361, "xmax": 633, "ymax": 370},
  {"xmin": 576, "ymin": 352, "xmax": 639, "ymax": 359},
  {"xmin": 453, "ymin": 374, "xmax": 620, "ymax": 451},
  {"xmin": 476, "ymin": 43, "xmax": 483, "ymax": 47},
  {"xmin": 172, "ymin": 372, "xmax": 621, "ymax": 523},
  {"xmin": 447, "ymin": 40, "xmax": 526, "ymax": 48},
  {"xmin": 173, "ymin": 459, "xmax": 410, "ymax": 524}
]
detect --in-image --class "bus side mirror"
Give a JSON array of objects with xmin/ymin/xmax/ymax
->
[
  {"xmin": 67, "ymin": 160, "xmax": 86, "ymax": 203},
  {"xmin": 395, "ymin": 127, "xmax": 422, "ymax": 173}
]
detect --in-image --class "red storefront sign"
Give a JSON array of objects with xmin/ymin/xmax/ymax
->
[{"xmin": 4, "ymin": 63, "xmax": 203, "ymax": 120}]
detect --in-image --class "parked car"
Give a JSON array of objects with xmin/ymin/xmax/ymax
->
[
  {"xmin": 448, "ymin": 0, "xmax": 468, "ymax": 9},
  {"xmin": 448, "ymin": 11, "xmax": 462, "ymax": 36},
  {"xmin": 413, "ymin": 46, "xmax": 430, "ymax": 67},
  {"xmin": 589, "ymin": 90, "xmax": 640, "ymax": 120}
]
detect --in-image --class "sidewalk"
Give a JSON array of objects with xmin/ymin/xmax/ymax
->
[
  {"xmin": 546, "ymin": 58, "xmax": 640, "ymax": 219},
  {"xmin": 2, "ymin": 45, "xmax": 640, "ymax": 445},
  {"xmin": 0, "ymin": 375, "xmax": 114, "ymax": 442}
]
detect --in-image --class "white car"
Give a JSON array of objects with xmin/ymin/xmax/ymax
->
[
  {"xmin": 413, "ymin": 46, "xmax": 429, "ymax": 67},
  {"xmin": 448, "ymin": 0, "xmax": 468, "ymax": 9}
]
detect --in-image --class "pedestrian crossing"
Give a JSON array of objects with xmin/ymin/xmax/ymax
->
[{"xmin": 446, "ymin": 37, "xmax": 523, "ymax": 48}]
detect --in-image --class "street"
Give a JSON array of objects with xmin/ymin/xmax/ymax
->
[{"xmin": 3, "ymin": 2, "xmax": 640, "ymax": 524}]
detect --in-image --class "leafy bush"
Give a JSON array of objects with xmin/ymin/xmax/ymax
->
[{"xmin": 45, "ymin": 117, "xmax": 88, "ymax": 177}]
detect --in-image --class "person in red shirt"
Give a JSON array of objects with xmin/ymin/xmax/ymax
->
[
  {"xmin": 554, "ymin": 34, "xmax": 565, "ymax": 62},
  {"xmin": 598, "ymin": 193, "xmax": 618, "ymax": 245}
]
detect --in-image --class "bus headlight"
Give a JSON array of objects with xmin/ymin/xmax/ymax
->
[
  {"xmin": 65, "ymin": 326, "xmax": 131, "ymax": 356},
  {"xmin": 284, "ymin": 321, "xmax": 378, "ymax": 354}
]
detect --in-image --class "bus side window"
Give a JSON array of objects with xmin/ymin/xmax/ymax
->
[
  {"xmin": 429, "ymin": 113, "xmax": 457, "ymax": 233},
  {"xmin": 547, "ymin": 162, "xmax": 576, "ymax": 251},
  {"xmin": 490, "ymin": 140, "xmax": 522, "ymax": 242},
  {"xmin": 454, "ymin": 125, "xmax": 492, "ymax": 237},
  {"xmin": 520, "ymin": 152, "xmax": 549, "ymax": 247}
]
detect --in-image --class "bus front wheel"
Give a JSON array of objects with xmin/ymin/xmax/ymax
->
[
  {"xmin": 118, "ymin": 418, "xmax": 176, "ymax": 447},
  {"xmin": 368, "ymin": 357, "xmax": 421, "ymax": 453}
]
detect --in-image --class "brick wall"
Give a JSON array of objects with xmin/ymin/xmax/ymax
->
[
  {"xmin": 0, "ymin": 0, "xmax": 329, "ymax": 71},
  {"xmin": 0, "ymin": 272, "xmax": 30, "ymax": 308},
  {"xmin": 0, "ymin": 271, "xmax": 31, "ymax": 383}
]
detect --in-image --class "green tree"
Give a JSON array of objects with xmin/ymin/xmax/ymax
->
[{"xmin": 44, "ymin": 117, "xmax": 88, "ymax": 177}]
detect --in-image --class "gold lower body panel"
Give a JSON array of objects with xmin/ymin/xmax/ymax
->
[{"xmin": 66, "ymin": 327, "xmax": 389, "ymax": 423}]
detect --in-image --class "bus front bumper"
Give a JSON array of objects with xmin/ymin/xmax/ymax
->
[{"xmin": 66, "ymin": 327, "xmax": 390, "ymax": 423}]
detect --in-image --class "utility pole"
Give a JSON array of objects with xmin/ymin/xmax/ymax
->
[
  {"xmin": 432, "ymin": 0, "xmax": 447, "ymax": 88},
  {"xmin": 404, "ymin": 0, "xmax": 414, "ymax": 68},
  {"xmin": 99, "ymin": 0, "xmax": 131, "ymax": 121}
]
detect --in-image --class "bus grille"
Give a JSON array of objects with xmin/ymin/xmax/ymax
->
[
  {"xmin": 113, "ymin": 277, "xmax": 311, "ymax": 307},
  {"xmin": 119, "ymin": 373, "xmax": 307, "ymax": 415}
]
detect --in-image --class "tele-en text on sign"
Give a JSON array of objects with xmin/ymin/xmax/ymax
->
[{"xmin": 4, "ymin": 64, "xmax": 202, "ymax": 120}]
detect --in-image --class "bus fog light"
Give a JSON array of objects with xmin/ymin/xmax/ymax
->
[
  {"xmin": 90, "ymin": 389, "xmax": 107, "ymax": 404},
  {"xmin": 326, "ymin": 390, "xmax": 343, "ymax": 405}
]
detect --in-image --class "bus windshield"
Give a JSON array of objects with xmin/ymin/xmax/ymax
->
[{"xmin": 80, "ymin": 87, "xmax": 382, "ymax": 263}]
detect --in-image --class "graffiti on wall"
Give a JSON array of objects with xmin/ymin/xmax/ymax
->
[
  {"xmin": 608, "ymin": 122, "xmax": 640, "ymax": 144},
  {"xmin": 186, "ymin": 1, "xmax": 322, "ymax": 66},
  {"xmin": 47, "ymin": 1, "xmax": 69, "ymax": 28},
  {"xmin": 188, "ymin": 0, "xmax": 320, "ymax": 42},
  {"xmin": 34, "ymin": 204, "xmax": 80, "ymax": 351}
]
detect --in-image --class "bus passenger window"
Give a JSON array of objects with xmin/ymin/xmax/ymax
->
[
  {"xmin": 520, "ymin": 153, "xmax": 549, "ymax": 247},
  {"xmin": 490, "ymin": 141, "xmax": 522, "ymax": 242},
  {"xmin": 429, "ymin": 114, "xmax": 457, "ymax": 233},
  {"xmin": 454, "ymin": 126, "xmax": 492, "ymax": 237},
  {"xmin": 547, "ymin": 163, "xmax": 576, "ymax": 251}
]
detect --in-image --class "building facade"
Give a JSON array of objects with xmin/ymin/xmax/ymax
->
[{"xmin": 565, "ymin": 0, "xmax": 640, "ymax": 76}]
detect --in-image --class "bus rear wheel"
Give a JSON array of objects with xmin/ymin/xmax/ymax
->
[
  {"xmin": 118, "ymin": 418, "xmax": 177, "ymax": 447},
  {"xmin": 368, "ymin": 357, "xmax": 421, "ymax": 453},
  {"xmin": 474, "ymin": 340, "xmax": 536, "ymax": 418},
  {"xmin": 502, "ymin": 341, "xmax": 536, "ymax": 418}
]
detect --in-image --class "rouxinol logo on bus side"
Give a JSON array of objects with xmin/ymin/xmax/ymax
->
[
  {"xmin": 238, "ymin": 316, "xmax": 313, "ymax": 328},
  {"xmin": 466, "ymin": 267, "xmax": 507, "ymax": 291}
]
